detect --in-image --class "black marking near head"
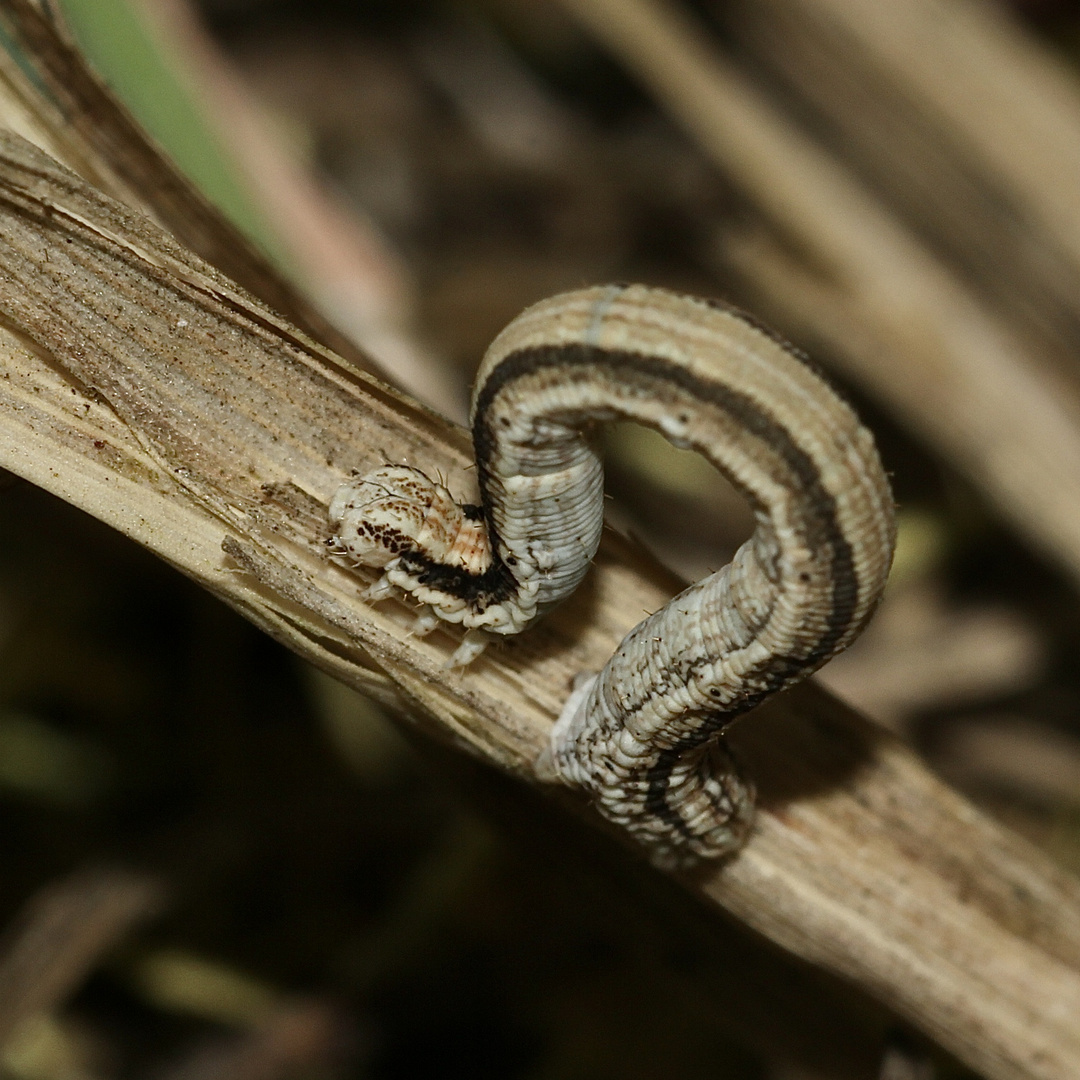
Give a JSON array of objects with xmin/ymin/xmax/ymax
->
[
  {"xmin": 398, "ymin": 550, "xmax": 519, "ymax": 608},
  {"xmin": 358, "ymin": 522, "xmax": 413, "ymax": 556}
]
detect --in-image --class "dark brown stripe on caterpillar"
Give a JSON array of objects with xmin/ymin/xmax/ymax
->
[{"xmin": 473, "ymin": 342, "xmax": 861, "ymax": 660}]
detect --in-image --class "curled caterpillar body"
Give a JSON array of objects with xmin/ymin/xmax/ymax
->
[{"xmin": 330, "ymin": 284, "xmax": 896, "ymax": 863}]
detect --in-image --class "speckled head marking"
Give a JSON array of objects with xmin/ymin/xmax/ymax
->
[{"xmin": 329, "ymin": 284, "xmax": 896, "ymax": 864}]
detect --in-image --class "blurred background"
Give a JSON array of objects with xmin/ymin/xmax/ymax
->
[{"xmin": 4, "ymin": 0, "xmax": 1080, "ymax": 1076}]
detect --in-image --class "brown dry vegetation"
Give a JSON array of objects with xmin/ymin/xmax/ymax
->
[{"xmin": 4, "ymin": 1, "xmax": 1080, "ymax": 1077}]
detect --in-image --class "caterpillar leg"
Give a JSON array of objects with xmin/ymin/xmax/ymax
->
[{"xmin": 445, "ymin": 628, "xmax": 491, "ymax": 669}]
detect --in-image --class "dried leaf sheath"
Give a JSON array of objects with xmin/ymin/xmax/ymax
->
[
  {"xmin": 0, "ymin": 128, "xmax": 576, "ymax": 759},
  {"xmin": 2, "ymin": 130, "xmax": 1080, "ymax": 1079}
]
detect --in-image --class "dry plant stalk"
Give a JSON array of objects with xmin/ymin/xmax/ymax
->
[
  {"xmin": 0, "ymin": 0, "xmax": 377, "ymax": 377},
  {"xmin": 0, "ymin": 122, "xmax": 1079, "ymax": 1079},
  {"xmin": 2, "ymin": 1, "xmax": 1080, "ymax": 1077},
  {"xmin": 728, "ymin": 0, "xmax": 1080, "ymax": 366}
]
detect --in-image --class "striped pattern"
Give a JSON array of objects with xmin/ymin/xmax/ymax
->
[{"xmin": 329, "ymin": 284, "xmax": 896, "ymax": 862}]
